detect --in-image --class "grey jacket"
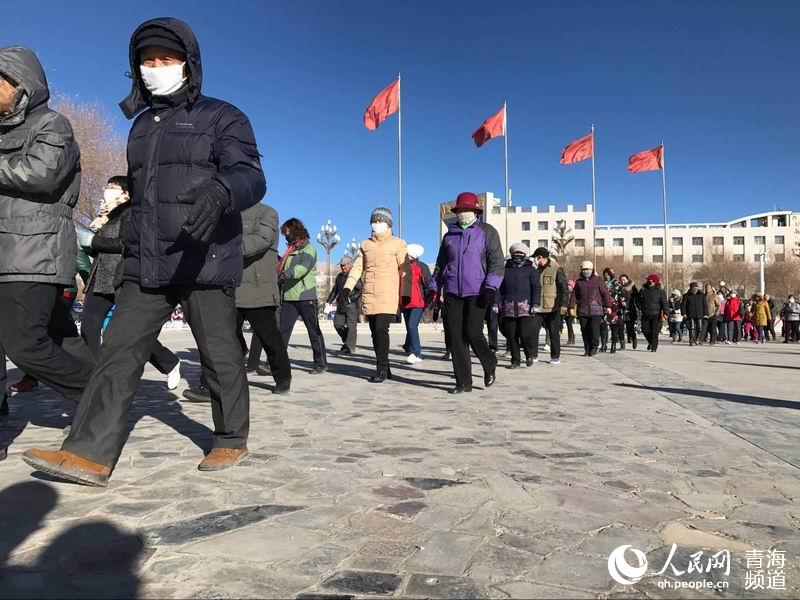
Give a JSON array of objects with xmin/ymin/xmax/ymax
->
[
  {"xmin": 236, "ymin": 203, "xmax": 280, "ymax": 309},
  {"xmin": 86, "ymin": 204, "xmax": 129, "ymax": 296},
  {"xmin": 0, "ymin": 46, "xmax": 81, "ymax": 285}
]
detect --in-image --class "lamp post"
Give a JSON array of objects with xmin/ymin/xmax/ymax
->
[
  {"xmin": 345, "ymin": 237, "xmax": 360, "ymax": 260},
  {"xmin": 316, "ymin": 220, "xmax": 340, "ymax": 299}
]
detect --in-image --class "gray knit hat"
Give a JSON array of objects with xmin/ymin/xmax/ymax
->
[
  {"xmin": 340, "ymin": 255, "xmax": 353, "ymax": 266},
  {"xmin": 509, "ymin": 242, "xmax": 530, "ymax": 256},
  {"xmin": 370, "ymin": 206, "xmax": 393, "ymax": 228}
]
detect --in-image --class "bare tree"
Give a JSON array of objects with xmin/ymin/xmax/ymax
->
[
  {"xmin": 692, "ymin": 251, "xmax": 758, "ymax": 295},
  {"xmin": 52, "ymin": 95, "xmax": 127, "ymax": 226},
  {"xmin": 764, "ymin": 258, "xmax": 800, "ymax": 299}
]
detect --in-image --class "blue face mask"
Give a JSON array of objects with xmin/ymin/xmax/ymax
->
[{"xmin": 581, "ymin": 270, "xmax": 592, "ymax": 278}]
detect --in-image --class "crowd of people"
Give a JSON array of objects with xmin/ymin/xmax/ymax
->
[{"xmin": 0, "ymin": 20, "xmax": 796, "ymax": 485}]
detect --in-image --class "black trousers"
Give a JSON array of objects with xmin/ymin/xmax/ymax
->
[
  {"xmin": 700, "ymin": 316, "xmax": 717, "ymax": 343},
  {"xmin": 642, "ymin": 315, "xmax": 662, "ymax": 351},
  {"xmin": 368, "ymin": 314, "xmax": 394, "ymax": 371},
  {"xmin": 484, "ymin": 305, "xmax": 499, "ymax": 350},
  {"xmin": 82, "ymin": 292, "xmax": 179, "ymax": 374},
  {"xmin": 0, "ymin": 282, "xmax": 94, "ymax": 402},
  {"xmin": 279, "ymin": 300, "xmax": 327, "ymax": 368},
  {"xmin": 504, "ymin": 317, "xmax": 534, "ymax": 365},
  {"xmin": 564, "ymin": 315, "xmax": 575, "ymax": 343},
  {"xmin": 247, "ymin": 332, "xmax": 263, "ymax": 370},
  {"xmin": 444, "ymin": 295, "xmax": 496, "ymax": 387},
  {"xmin": 239, "ymin": 306, "xmax": 291, "ymax": 385},
  {"xmin": 62, "ymin": 281, "xmax": 249, "ymax": 466},
  {"xmin": 334, "ymin": 303, "xmax": 359, "ymax": 351},
  {"xmin": 578, "ymin": 315, "xmax": 601, "ymax": 354},
  {"xmin": 611, "ymin": 320, "xmax": 624, "ymax": 347},
  {"xmin": 532, "ymin": 311, "xmax": 561, "ymax": 359},
  {"xmin": 766, "ymin": 317, "xmax": 776, "ymax": 341},
  {"xmin": 625, "ymin": 319, "xmax": 637, "ymax": 345}
]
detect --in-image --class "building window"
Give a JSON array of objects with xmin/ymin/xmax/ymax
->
[
  {"xmin": 521, "ymin": 239, "xmax": 530, "ymax": 248},
  {"xmin": 538, "ymin": 221, "xmax": 548, "ymax": 231},
  {"xmin": 537, "ymin": 240, "xmax": 548, "ymax": 248},
  {"xmin": 774, "ymin": 215, "xmax": 787, "ymax": 227},
  {"xmin": 633, "ymin": 256, "xmax": 643, "ymax": 263},
  {"xmin": 652, "ymin": 255, "xmax": 663, "ymax": 263},
  {"xmin": 755, "ymin": 254, "xmax": 764, "ymax": 262},
  {"xmin": 733, "ymin": 254, "xmax": 744, "ymax": 262},
  {"xmin": 672, "ymin": 237, "xmax": 683, "ymax": 246},
  {"xmin": 492, "ymin": 207, "xmax": 501, "ymax": 214},
  {"xmin": 575, "ymin": 239, "xmax": 585, "ymax": 248},
  {"xmin": 733, "ymin": 236, "xmax": 745, "ymax": 246},
  {"xmin": 613, "ymin": 238, "xmax": 624, "ymax": 247},
  {"xmin": 692, "ymin": 254, "xmax": 703, "ymax": 263},
  {"xmin": 508, "ymin": 206, "xmax": 517, "ymax": 213},
  {"xmin": 776, "ymin": 235, "xmax": 785, "ymax": 245},
  {"xmin": 595, "ymin": 239, "xmax": 605, "ymax": 248},
  {"xmin": 575, "ymin": 220, "xmax": 585, "ymax": 230},
  {"xmin": 751, "ymin": 217, "xmax": 767, "ymax": 227},
  {"xmin": 692, "ymin": 237, "xmax": 703, "ymax": 246},
  {"xmin": 652, "ymin": 237, "xmax": 663, "ymax": 247},
  {"xmin": 632, "ymin": 238, "xmax": 644, "ymax": 246},
  {"xmin": 713, "ymin": 236, "xmax": 724, "ymax": 245},
  {"xmin": 522, "ymin": 222, "xmax": 530, "ymax": 231},
  {"xmin": 672, "ymin": 255, "xmax": 683, "ymax": 263},
  {"xmin": 754, "ymin": 236, "xmax": 766, "ymax": 246}
]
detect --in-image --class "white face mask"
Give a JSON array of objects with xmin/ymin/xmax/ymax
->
[
  {"xmin": 140, "ymin": 63, "xmax": 186, "ymax": 96},
  {"xmin": 371, "ymin": 222, "xmax": 389, "ymax": 235},
  {"xmin": 103, "ymin": 188, "xmax": 125, "ymax": 203},
  {"xmin": 457, "ymin": 211, "xmax": 476, "ymax": 225}
]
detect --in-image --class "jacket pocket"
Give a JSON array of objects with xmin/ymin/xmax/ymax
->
[{"xmin": 0, "ymin": 214, "xmax": 60, "ymax": 276}]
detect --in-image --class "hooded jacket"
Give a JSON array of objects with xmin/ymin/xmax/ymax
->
[
  {"xmin": 681, "ymin": 288, "xmax": 705, "ymax": 320},
  {"xmin": 571, "ymin": 274, "xmax": 612, "ymax": 317},
  {"xmin": 236, "ymin": 203, "xmax": 280, "ymax": 309},
  {"xmin": 0, "ymin": 46, "xmax": 81, "ymax": 285},
  {"xmin": 118, "ymin": 18, "xmax": 265, "ymax": 288},
  {"xmin": 430, "ymin": 221, "xmax": 504, "ymax": 298}
]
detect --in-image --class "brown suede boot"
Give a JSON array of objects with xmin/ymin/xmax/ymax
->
[
  {"xmin": 197, "ymin": 447, "xmax": 249, "ymax": 471},
  {"xmin": 21, "ymin": 449, "xmax": 111, "ymax": 487}
]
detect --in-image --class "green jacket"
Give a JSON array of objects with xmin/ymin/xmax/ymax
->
[{"xmin": 281, "ymin": 240, "xmax": 318, "ymax": 302}]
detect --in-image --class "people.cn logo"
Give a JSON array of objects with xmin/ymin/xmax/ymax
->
[{"xmin": 608, "ymin": 545, "xmax": 648, "ymax": 585}]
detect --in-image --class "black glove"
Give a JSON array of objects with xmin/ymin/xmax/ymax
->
[
  {"xmin": 343, "ymin": 288, "xmax": 352, "ymax": 298},
  {"xmin": 177, "ymin": 180, "xmax": 230, "ymax": 244},
  {"xmin": 483, "ymin": 288, "xmax": 496, "ymax": 306}
]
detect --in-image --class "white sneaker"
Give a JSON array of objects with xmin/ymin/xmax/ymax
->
[
  {"xmin": 405, "ymin": 354, "xmax": 422, "ymax": 364},
  {"xmin": 543, "ymin": 344, "xmax": 550, "ymax": 352},
  {"xmin": 167, "ymin": 359, "xmax": 182, "ymax": 390}
]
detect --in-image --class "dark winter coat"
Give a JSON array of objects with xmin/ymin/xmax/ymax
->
[
  {"xmin": 681, "ymin": 289, "xmax": 705, "ymax": 320},
  {"xmin": 119, "ymin": 18, "xmax": 265, "ymax": 289},
  {"xmin": 620, "ymin": 282, "xmax": 639, "ymax": 321},
  {"xmin": 638, "ymin": 283, "xmax": 669, "ymax": 318},
  {"xmin": 571, "ymin": 274, "xmax": 612, "ymax": 317},
  {"xmin": 327, "ymin": 270, "xmax": 363, "ymax": 309},
  {"xmin": 236, "ymin": 203, "xmax": 280, "ymax": 309},
  {"xmin": 499, "ymin": 259, "xmax": 541, "ymax": 317},
  {"xmin": 0, "ymin": 46, "xmax": 80, "ymax": 286},
  {"xmin": 430, "ymin": 221, "xmax": 504, "ymax": 298},
  {"xmin": 87, "ymin": 204, "xmax": 130, "ymax": 295}
]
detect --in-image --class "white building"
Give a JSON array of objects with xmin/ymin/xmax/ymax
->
[{"xmin": 439, "ymin": 192, "xmax": 800, "ymax": 265}]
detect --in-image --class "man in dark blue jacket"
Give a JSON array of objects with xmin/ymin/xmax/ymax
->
[{"xmin": 23, "ymin": 18, "xmax": 265, "ymax": 486}]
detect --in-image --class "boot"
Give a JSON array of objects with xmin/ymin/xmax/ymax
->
[
  {"xmin": 610, "ymin": 339, "xmax": 617, "ymax": 354},
  {"xmin": 600, "ymin": 339, "xmax": 607, "ymax": 353}
]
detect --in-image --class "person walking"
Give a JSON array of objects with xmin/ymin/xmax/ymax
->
[
  {"xmin": 564, "ymin": 280, "xmax": 577, "ymax": 346},
  {"xmin": 327, "ymin": 256, "xmax": 362, "ymax": 355},
  {"xmin": 681, "ymin": 282, "xmax": 705, "ymax": 346},
  {"xmin": 639, "ymin": 274, "xmax": 669, "ymax": 352},
  {"xmin": 700, "ymin": 283, "xmax": 720, "ymax": 344},
  {"xmin": 752, "ymin": 293, "xmax": 771, "ymax": 344},
  {"xmin": 498, "ymin": 244, "xmax": 541, "ymax": 368},
  {"xmin": 723, "ymin": 292, "xmax": 743, "ymax": 344},
  {"xmin": 668, "ymin": 290, "xmax": 683, "ymax": 343},
  {"xmin": 344, "ymin": 206, "xmax": 408, "ymax": 383},
  {"xmin": 401, "ymin": 244, "xmax": 431, "ymax": 364},
  {"xmin": 23, "ymin": 18, "xmax": 265, "ymax": 485},
  {"xmin": 0, "ymin": 46, "xmax": 95, "ymax": 403},
  {"xmin": 571, "ymin": 261, "xmax": 611, "ymax": 357},
  {"xmin": 530, "ymin": 248, "xmax": 568, "ymax": 364},
  {"xmin": 278, "ymin": 218, "xmax": 328, "ymax": 374},
  {"xmin": 619, "ymin": 273, "xmax": 639, "ymax": 349},
  {"xmin": 764, "ymin": 294, "xmax": 778, "ymax": 342},
  {"xmin": 429, "ymin": 192, "xmax": 504, "ymax": 394},
  {"xmin": 781, "ymin": 294, "xmax": 800, "ymax": 342}
]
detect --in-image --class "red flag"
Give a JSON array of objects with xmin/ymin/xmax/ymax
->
[
  {"xmin": 628, "ymin": 145, "xmax": 664, "ymax": 172},
  {"xmin": 560, "ymin": 132, "xmax": 594, "ymax": 165},
  {"xmin": 472, "ymin": 106, "xmax": 505, "ymax": 148},
  {"xmin": 363, "ymin": 79, "xmax": 399, "ymax": 131}
]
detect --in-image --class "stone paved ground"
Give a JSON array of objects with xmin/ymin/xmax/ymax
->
[{"xmin": 1, "ymin": 323, "xmax": 799, "ymax": 599}]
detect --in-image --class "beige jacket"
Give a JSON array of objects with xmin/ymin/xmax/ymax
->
[{"xmin": 345, "ymin": 230, "xmax": 408, "ymax": 316}]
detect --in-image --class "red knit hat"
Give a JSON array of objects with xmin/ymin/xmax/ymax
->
[
  {"xmin": 451, "ymin": 192, "xmax": 483, "ymax": 214},
  {"xmin": 646, "ymin": 273, "xmax": 661, "ymax": 285}
]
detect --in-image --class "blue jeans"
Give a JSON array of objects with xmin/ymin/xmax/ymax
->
[{"xmin": 403, "ymin": 307, "xmax": 424, "ymax": 357}]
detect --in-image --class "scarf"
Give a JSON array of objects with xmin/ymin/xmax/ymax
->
[
  {"xmin": 89, "ymin": 192, "xmax": 130, "ymax": 232},
  {"xmin": 277, "ymin": 238, "xmax": 308, "ymax": 274}
]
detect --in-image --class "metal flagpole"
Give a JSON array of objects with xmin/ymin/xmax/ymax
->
[
  {"xmin": 503, "ymin": 100, "xmax": 509, "ymax": 252},
  {"xmin": 661, "ymin": 142, "xmax": 669, "ymax": 293},
  {"xmin": 397, "ymin": 73, "xmax": 403, "ymax": 238},
  {"xmin": 591, "ymin": 124, "xmax": 597, "ymax": 267}
]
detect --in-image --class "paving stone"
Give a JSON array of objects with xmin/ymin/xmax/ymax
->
[
  {"xmin": 404, "ymin": 477, "xmax": 467, "ymax": 490},
  {"xmin": 406, "ymin": 531, "xmax": 483, "ymax": 576},
  {"xmin": 493, "ymin": 581, "xmax": 596, "ymax": 599},
  {"xmin": 372, "ymin": 484, "xmax": 425, "ymax": 500},
  {"xmin": 467, "ymin": 542, "xmax": 541, "ymax": 581},
  {"xmin": 381, "ymin": 501, "xmax": 427, "ymax": 518},
  {"xmin": 320, "ymin": 570, "xmax": 403, "ymax": 595},
  {"xmin": 405, "ymin": 573, "xmax": 487, "ymax": 598}
]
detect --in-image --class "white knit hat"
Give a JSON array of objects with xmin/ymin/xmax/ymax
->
[
  {"xmin": 580, "ymin": 260, "xmax": 594, "ymax": 270},
  {"xmin": 509, "ymin": 242, "xmax": 530, "ymax": 255},
  {"xmin": 407, "ymin": 244, "xmax": 424, "ymax": 259}
]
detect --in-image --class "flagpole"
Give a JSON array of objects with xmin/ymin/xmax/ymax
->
[
  {"xmin": 661, "ymin": 141, "xmax": 669, "ymax": 293},
  {"xmin": 591, "ymin": 124, "xmax": 597, "ymax": 268},
  {"xmin": 397, "ymin": 73, "xmax": 403, "ymax": 238},
  {"xmin": 503, "ymin": 100, "xmax": 509, "ymax": 252}
]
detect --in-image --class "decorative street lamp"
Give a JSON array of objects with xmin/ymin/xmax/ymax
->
[
  {"xmin": 344, "ymin": 237, "xmax": 360, "ymax": 260},
  {"xmin": 316, "ymin": 220, "xmax": 340, "ymax": 299}
]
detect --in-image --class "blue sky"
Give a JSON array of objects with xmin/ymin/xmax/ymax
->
[{"xmin": 12, "ymin": 0, "xmax": 800, "ymax": 259}]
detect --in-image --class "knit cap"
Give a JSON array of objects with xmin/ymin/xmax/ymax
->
[
  {"xmin": 509, "ymin": 242, "xmax": 530, "ymax": 255},
  {"xmin": 370, "ymin": 206, "xmax": 393, "ymax": 227}
]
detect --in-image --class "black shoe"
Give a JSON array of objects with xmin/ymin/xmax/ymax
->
[
  {"xmin": 182, "ymin": 386, "xmax": 211, "ymax": 403},
  {"xmin": 526, "ymin": 358, "xmax": 536, "ymax": 367},
  {"xmin": 449, "ymin": 384, "xmax": 472, "ymax": 394},
  {"xmin": 632, "ymin": 339, "xmax": 638, "ymax": 349},
  {"xmin": 256, "ymin": 366, "xmax": 271, "ymax": 377},
  {"xmin": 507, "ymin": 363, "xmax": 521, "ymax": 369},
  {"xmin": 339, "ymin": 346, "xmax": 352, "ymax": 355},
  {"xmin": 484, "ymin": 371, "xmax": 496, "ymax": 387},
  {"xmin": 311, "ymin": 365, "xmax": 327, "ymax": 374},
  {"xmin": 0, "ymin": 394, "xmax": 8, "ymax": 417},
  {"xmin": 583, "ymin": 351, "xmax": 590, "ymax": 357},
  {"xmin": 646, "ymin": 344, "xmax": 651, "ymax": 351},
  {"xmin": 369, "ymin": 370, "xmax": 388, "ymax": 383},
  {"xmin": 610, "ymin": 346, "xmax": 616, "ymax": 354},
  {"xmin": 272, "ymin": 381, "xmax": 291, "ymax": 395},
  {"xmin": 340, "ymin": 344, "xmax": 348, "ymax": 352},
  {"xmin": 590, "ymin": 349, "xmax": 598, "ymax": 356}
]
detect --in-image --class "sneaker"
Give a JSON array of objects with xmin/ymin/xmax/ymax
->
[
  {"xmin": 166, "ymin": 359, "xmax": 182, "ymax": 390},
  {"xmin": 198, "ymin": 447, "xmax": 249, "ymax": 471},
  {"xmin": 405, "ymin": 354, "xmax": 417, "ymax": 364},
  {"xmin": 10, "ymin": 375, "xmax": 38, "ymax": 394},
  {"xmin": 725, "ymin": 340, "xmax": 732, "ymax": 345},
  {"xmin": 550, "ymin": 358, "xmax": 561, "ymax": 365}
]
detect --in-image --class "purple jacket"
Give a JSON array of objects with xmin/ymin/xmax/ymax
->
[{"xmin": 430, "ymin": 221, "xmax": 504, "ymax": 298}]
